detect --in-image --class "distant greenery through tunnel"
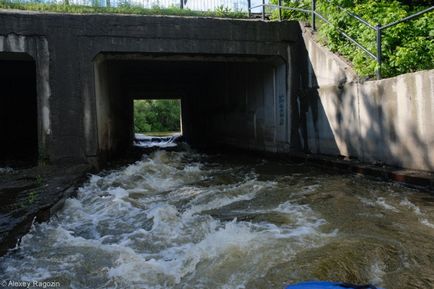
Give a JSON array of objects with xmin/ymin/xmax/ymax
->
[{"xmin": 134, "ymin": 99, "xmax": 182, "ymax": 135}]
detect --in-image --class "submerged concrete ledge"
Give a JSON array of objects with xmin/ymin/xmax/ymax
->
[
  {"xmin": 211, "ymin": 145, "xmax": 434, "ymax": 191},
  {"xmin": 289, "ymin": 153, "xmax": 434, "ymax": 190}
]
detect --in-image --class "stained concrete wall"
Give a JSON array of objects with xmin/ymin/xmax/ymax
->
[
  {"xmin": 94, "ymin": 56, "xmax": 132, "ymax": 160},
  {"xmin": 0, "ymin": 35, "xmax": 51, "ymax": 161},
  {"xmin": 189, "ymin": 58, "xmax": 288, "ymax": 152},
  {"xmin": 0, "ymin": 10, "xmax": 298, "ymax": 165},
  {"xmin": 297, "ymin": 25, "xmax": 434, "ymax": 171}
]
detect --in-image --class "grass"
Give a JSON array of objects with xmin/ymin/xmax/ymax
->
[{"xmin": 0, "ymin": 1, "xmax": 247, "ymax": 18}]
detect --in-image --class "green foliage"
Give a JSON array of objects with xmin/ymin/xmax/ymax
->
[
  {"xmin": 273, "ymin": 0, "xmax": 434, "ymax": 78},
  {"xmin": 397, "ymin": 0, "xmax": 434, "ymax": 5},
  {"xmin": 270, "ymin": 0, "xmax": 310, "ymax": 21},
  {"xmin": 215, "ymin": 5, "xmax": 234, "ymax": 17},
  {"xmin": 0, "ymin": 1, "xmax": 246, "ymax": 18},
  {"xmin": 35, "ymin": 175, "xmax": 44, "ymax": 187},
  {"xmin": 18, "ymin": 190, "xmax": 40, "ymax": 209},
  {"xmin": 134, "ymin": 99, "xmax": 181, "ymax": 133}
]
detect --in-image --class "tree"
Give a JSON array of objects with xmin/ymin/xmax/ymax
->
[{"xmin": 134, "ymin": 99, "xmax": 181, "ymax": 133}]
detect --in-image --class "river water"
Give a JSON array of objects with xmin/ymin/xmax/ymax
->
[{"xmin": 1, "ymin": 149, "xmax": 434, "ymax": 289}]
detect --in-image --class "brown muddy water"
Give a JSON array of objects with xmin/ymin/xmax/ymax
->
[{"xmin": 1, "ymin": 149, "xmax": 434, "ymax": 289}]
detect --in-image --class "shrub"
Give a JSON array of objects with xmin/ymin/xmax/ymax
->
[
  {"xmin": 271, "ymin": 0, "xmax": 434, "ymax": 78},
  {"xmin": 134, "ymin": 100, "xmax": 181, "ymax": 133}
]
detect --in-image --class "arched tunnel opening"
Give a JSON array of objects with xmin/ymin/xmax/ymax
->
[
  {"xmin": 0, "ymin": 52, "xmax": 38, "ymax": 167},
  {"xmin": 94, "ymin": 53, "xmax": 288, "ymax": 161}
]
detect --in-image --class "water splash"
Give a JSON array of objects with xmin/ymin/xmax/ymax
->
[
  {"xmin": 0, "ymin": 151, "xmax": 332, "ymax": 289},
  {"xmin": 0, "ymin": 167, "xmax": 14, "ymax": 174},
  {"xmin": 1, "ymin": 151, "xmax": 434, "ymax": 289},
  {"xmin": 134, "ymin": 133, "xmax": 181, "ymax": 148}
]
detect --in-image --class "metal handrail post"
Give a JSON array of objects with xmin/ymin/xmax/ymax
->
[
  {"xmin": 278, "ymin": 0, "xmax": 282, "ymax": 21},
  {"xmin": 312, "ymin": 0, "xmax": 316, "ymax": 30},
  {"xmin": 262, "ymin": 0, "xmax": 266, "ymax": 20},
  {"xmin": 247, "ymin": 0, "xmax": 251, "ymax": 17},
  {"xmin": 376, "ymin": 24, "xmax": 382, "ymax": 80}
]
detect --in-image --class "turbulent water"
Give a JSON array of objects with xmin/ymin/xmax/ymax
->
[
  {"xmin": 2, "ymin": 150, "xmax": 434, "ymax": 289},
  {"xmin": 134, "ymin": 133, "xmax": 181, "ymax": 148}
]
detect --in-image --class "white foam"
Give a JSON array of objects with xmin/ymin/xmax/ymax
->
[
  {"xmin": 400, "ymin": 198, "xmax": 422, "ymax": 215},
  {"xmin": 375, "ymin": 197, "xmax": 399, "ymax": 212},
  {"xmin": 420, "ymin": 218, "xmax": 434, "ymax": 229},
  {"xmin": 400, "ymin": 198, "xmax": 434, "ymax": 229},
  {"xmin": 0, "ymin": 150, "xmax": 333, "ymax": 288},
  {"xmin": 359, "ymin": 196, "xmax": 399, "ymax": 212},
  {"xmin": 369, "ymin": 259, "xmax": 386, "ymax": 286},
  {"xmin": 134, "ymin": 133, "xmax": 181, "ymax": 148},
  {"xmin": 358, "ymin": 196, "xmax": 377, "ymax": 207},
  {"xmin": 185, "ymin": 180, "xmax": 275, "ymax": 214},
  {"xmin": 0, "ymin": 167, "xmax": 14, "ymax": 174},
  {"xmin": 107, "ymin": 220, "xmax": 264, "ymax": 287}
]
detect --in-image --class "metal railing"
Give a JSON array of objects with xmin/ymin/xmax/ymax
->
[{"xmin": 248, "ymin": 0, "xmax": 434, "ymax": 79}]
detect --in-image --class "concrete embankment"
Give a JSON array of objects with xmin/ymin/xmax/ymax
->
[{"xmin": 296, "ymin": 25, "xmax": 434, "ymax": 172}]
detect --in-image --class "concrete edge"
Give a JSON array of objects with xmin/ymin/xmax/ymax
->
[
  {"xmin": 287, "ymin": 152, "xmax": 434, "ymax": 191},
  {"xmin": 300, "ymin": 23, "xmax": 359, "ymax": 84}
]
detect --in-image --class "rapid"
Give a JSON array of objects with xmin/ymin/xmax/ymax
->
[{"xmin": 1, "ymin": 149, "xmax": 434, "ymax": 289}]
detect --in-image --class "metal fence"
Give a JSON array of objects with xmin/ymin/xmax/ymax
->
[
  {"xmin": 10, "ymin": 0, "xmax": 251, "ymax": 11},
  {"xmin": 248, "ymin": 0, "xmax": 434, "ymax": 79}
]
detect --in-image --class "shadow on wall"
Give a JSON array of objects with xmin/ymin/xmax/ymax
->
[
  {"xmin": 355, "ymin": 76, "xmax": 434, "ymax": 171},
  {"xmin": 290, "ymin": 24, "xmax": 340, "ymax": 156},
  {"xmin": 291, "ymin": 24, "xmax": 434, "ymax": 172}
]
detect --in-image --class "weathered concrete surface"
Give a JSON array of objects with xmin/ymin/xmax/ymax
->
[
  {"xmin": 0, "ymin": 10, "xmax": 298, "ymax": 165},
  {"xmin": 93, "ymin": 54, "xmax": 289, "ymax": 163},
  {"xmin": 295, "ymin": 25, "xmax": 434, "ymax": 171},
  {"xmin": 0, "ymin": 164, "xmax": 90, "ymax": 256}
]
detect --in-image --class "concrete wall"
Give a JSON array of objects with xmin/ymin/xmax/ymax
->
[
  {"xmin": 297, "ymin": 25, "xmax": 434, "ymax": 171},
  {"xmin": 93, "ymin": 55, "xmax": 288, "ymax": 159},
  {"xmin": 0, "ymin": 10, "xmax": 298, "ymax": 165},
  {"xmin": 2, "ymin": 10, "xmax": 432, "ymax": 172},
  {"xmin": 191, "ymin": 59, "xmax": 288, "ymax": 152}
]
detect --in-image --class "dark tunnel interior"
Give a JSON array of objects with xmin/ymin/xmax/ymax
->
[
  {"xmin": 94, "ymin": 54, "xmax": 287, "ymax": 161},
  {"xmin": 0, "ymin": 53, "xmax": 38, "ymax": 166}
]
